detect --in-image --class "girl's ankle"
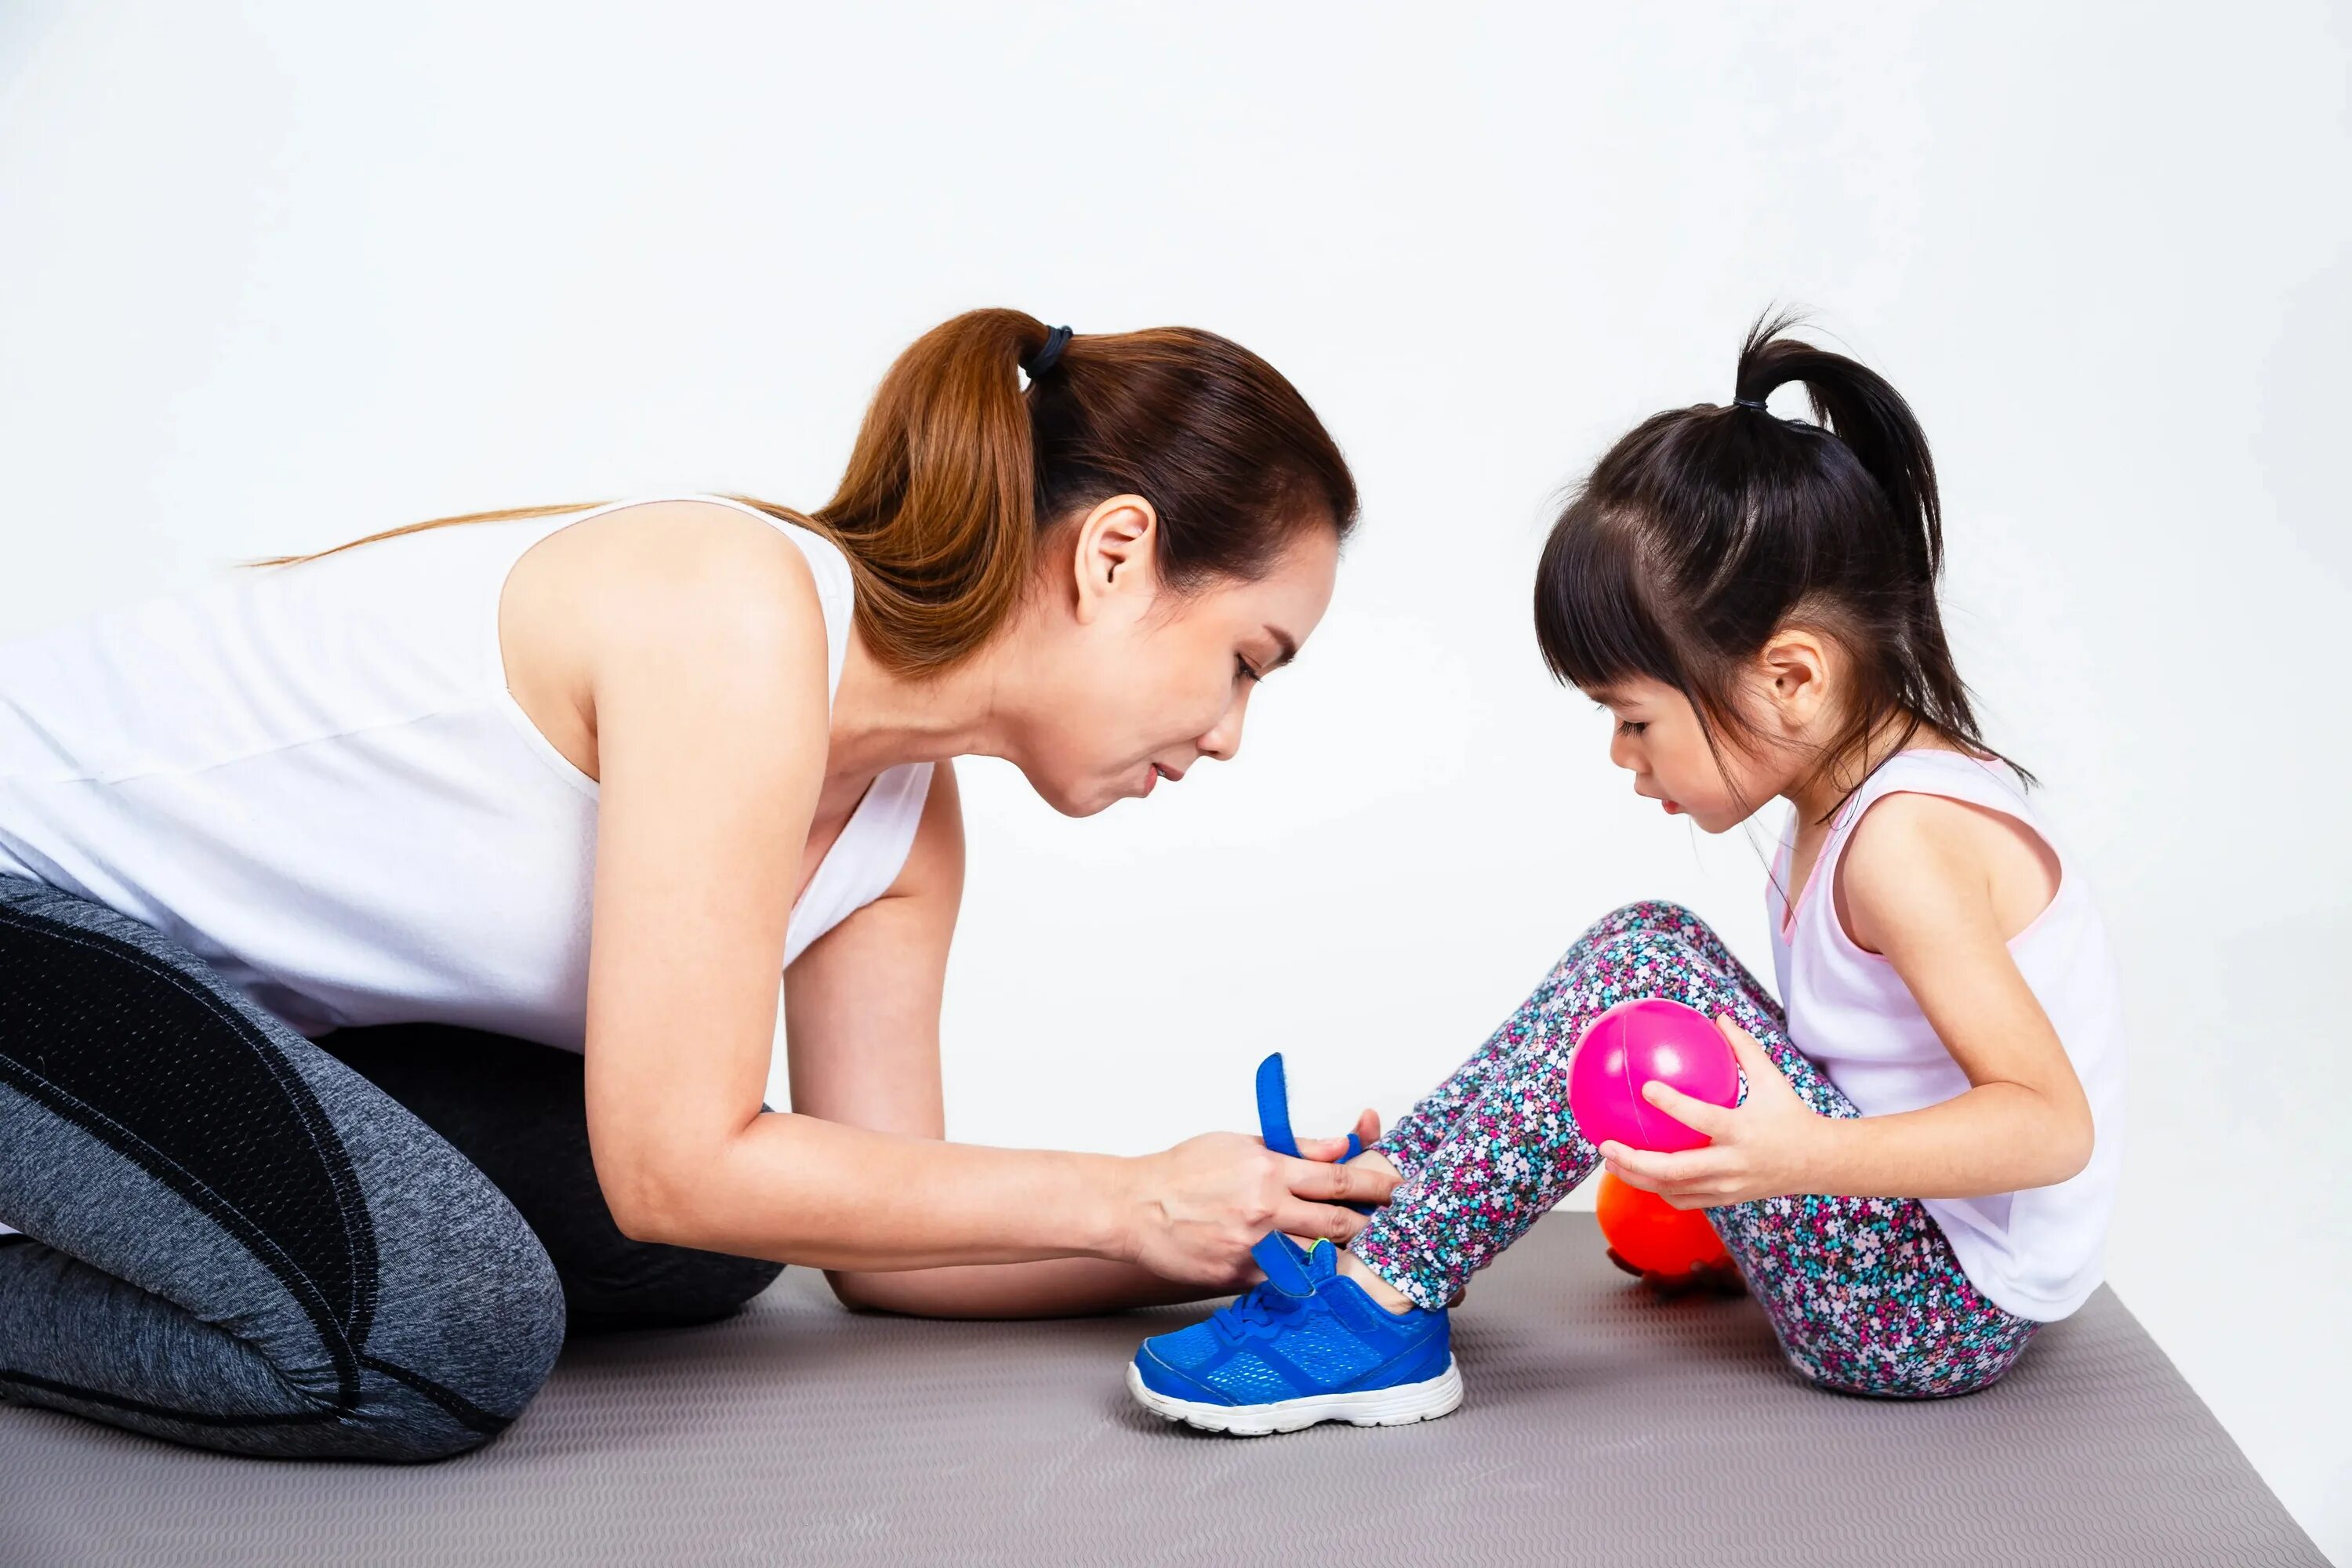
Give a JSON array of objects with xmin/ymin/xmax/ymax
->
[{"xmin": 1334, "ymin": 1248, "xmax": 1420, "ymax": 1316}]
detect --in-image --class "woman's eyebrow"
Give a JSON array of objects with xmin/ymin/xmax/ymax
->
[{"xmin": 1264, "ymin": 626, "xmax": 1299, "ymax": 670}]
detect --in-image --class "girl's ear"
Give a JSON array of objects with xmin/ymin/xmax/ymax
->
[{"xmin": 1756, "ymin": 628, "xmax": 1831, "ymax": 734}]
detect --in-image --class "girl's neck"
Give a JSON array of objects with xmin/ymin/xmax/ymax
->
[{"xmin": 1781, "ymin": 710, "xmax": 1957, "ymax": 825}]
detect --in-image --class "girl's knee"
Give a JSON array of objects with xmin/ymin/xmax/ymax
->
[
  {"xmin": 1579, "ymin": 900, "xmax": 1703, "ymax": 948},
  {"xmin": 1587, "ymin": 926, "xmax": 1718, "ymax": 993}
]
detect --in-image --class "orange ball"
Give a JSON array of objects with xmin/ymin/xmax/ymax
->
[{"xmin": 1594, "ymin": 1171, "xmax": 1733, "ymax": 1282}]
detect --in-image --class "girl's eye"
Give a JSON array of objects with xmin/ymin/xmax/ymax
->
[
  {"xmin": 1616, "ymin": 720, "xmax": 1647, "ymax": 737},
  {"xmin": 1235, "ymin": 656, "xmax": 1262, "ymax": 684}
]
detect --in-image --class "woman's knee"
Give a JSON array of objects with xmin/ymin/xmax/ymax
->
[{"xmin": 332, "ymin": 1243, "xmax": 565, "ymax": 1462}]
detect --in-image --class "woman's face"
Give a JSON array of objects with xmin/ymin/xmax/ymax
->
[{"xmin": 1006, "ymin": 499, "xmax": 1340, "ymax": 817}]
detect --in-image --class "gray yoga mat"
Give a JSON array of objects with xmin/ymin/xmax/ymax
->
[{"xmin": 0, "ymin": 1214, "xmax": 2321, "ymax": 1567}]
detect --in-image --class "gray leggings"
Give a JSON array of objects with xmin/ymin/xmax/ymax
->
[{"xmin": 0, "ymin": 876, "xmax": 782, "ymax": 1461}]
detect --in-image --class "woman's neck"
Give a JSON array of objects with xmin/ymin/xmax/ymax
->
[{"xmin": 821, "ymin": 629, "xmax": 1016, "ymax": 783}]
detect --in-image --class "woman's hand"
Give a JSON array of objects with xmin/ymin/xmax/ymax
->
[
  {"xmin": 1598, "ymin": 1017, "xmax": 1836, "ymax": 1210},
  {"xmin": 1120, "ymin": 1118, "xmax": 1396, "ymax": 1290}
]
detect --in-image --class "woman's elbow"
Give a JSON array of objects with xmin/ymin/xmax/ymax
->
[
  {"xmin": 826, "ymin": 1270, "xmax": 901, "ymax": 1315},
  {"xmin": 600, "ymin": 1157, "xmax": 710, "ymax": 1248}
]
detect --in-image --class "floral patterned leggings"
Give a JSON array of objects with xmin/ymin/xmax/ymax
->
[{"xmin": 1349, "ymin": 902, "xmax": 2038, "ymax": 1399}]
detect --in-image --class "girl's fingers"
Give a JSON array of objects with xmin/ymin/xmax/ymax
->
[
  {"xmin": 1640, "ymin": 1080, "xmax": 1738, "ymax": 1135},
  {"xmin": 1717, "ymin": 1016, "xmax": 1788, "ymax": 1086}
]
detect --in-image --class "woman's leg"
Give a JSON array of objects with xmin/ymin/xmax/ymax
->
[
  {"xmin": 0, "ymin": 878, "xmax": 565, "ymax": 1460},
  {"xmin": 1350, "ymin": 913, "xmax": 2035, "ymax": 1396},
  {"xmin": 1377, "ymin": 902, "xmax": 1783, "ymax": 1178},
  {"xmin": 316, "ymin": 1023, "xmax": 784, "ymax": 1332}
]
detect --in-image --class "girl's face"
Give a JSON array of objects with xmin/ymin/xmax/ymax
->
[
  {"xmin": 1585, "ymin": 676, "xmax": 1778, "ymax": 834},
  {"xmin": 1005, "ymin": 501, "xmax": 1340, "ymax": 818}
]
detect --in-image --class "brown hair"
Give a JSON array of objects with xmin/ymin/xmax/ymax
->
[{"xmin": 256, "ymin": 309, "xmax": 1357, "ymax": 672}]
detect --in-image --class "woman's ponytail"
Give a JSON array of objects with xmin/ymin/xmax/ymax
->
[
  {"xmin": 804, "ymin": 308, "xmax": 1049, "ymax": 670},
  {"xmin": 258, "ymin": 310, "xmax": 1356, "ymax": 677}
]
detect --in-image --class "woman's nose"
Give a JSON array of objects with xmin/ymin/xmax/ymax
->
[{"xmin": 1197, "ymin": 688, "xmax": 1251, "ymax": 763}]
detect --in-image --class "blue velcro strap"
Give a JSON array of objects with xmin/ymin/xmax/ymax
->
[
  {"xmin": 1343, "ymin": 1132, "xmax": 1363, "ymax": 1161},
  {"xmin": 1255, "ymin": 1052, "xmax": 1300, "ymax": 1157},
  {"xmin": 1250, "ymin": 1232, "xmax": 1315, "ymax": 1296}
]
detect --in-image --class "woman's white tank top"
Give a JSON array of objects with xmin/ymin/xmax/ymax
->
[
  {"xmin": 1766, "ymin": 750, "xmax": 2125, "ymax": 1321},
  {"xmin": 0, "ymin": 495, "xmax": 935, "ymax": 1051}
]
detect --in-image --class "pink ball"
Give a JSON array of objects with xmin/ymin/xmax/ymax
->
[{"xmin": 1567, "ymin": 998, "xmax": 1740, "ymax": 1153}]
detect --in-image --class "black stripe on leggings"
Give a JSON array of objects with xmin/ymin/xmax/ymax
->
[
  {"xmin": 358, "ymin": 1356, "xmax": 512, "ymax": 1437},
  {"xmin": 0, "ymin": 1367, "xmax": 342, "ymax": 1430},
  {"xmin": 0, "ymin": 901, "xmax": 379, "ymax": 1412}
]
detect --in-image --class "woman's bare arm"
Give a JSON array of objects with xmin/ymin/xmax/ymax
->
[{"xmin": 571, "ymin": 507, "xmax": 1385, "ymax": 1282}]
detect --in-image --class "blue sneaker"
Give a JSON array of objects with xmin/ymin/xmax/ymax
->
[
  {"xmin": 1127, "ymin": 1232, "xmax": 1461, "ymax": 1435},
  {"xmin": 1126, "ymin": 1051, "xmax": 1458, "ymax": 1435}
]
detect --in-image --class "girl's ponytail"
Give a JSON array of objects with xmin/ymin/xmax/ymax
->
[
  {"xmin": 1732, "ymin": 314, "xmax": 1943, "ymax": 587},
  {"xmin": 1536, "ymin": 313, "xmax": 2022, "ymax": 806}
]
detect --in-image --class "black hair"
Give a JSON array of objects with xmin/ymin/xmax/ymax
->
[{"xmin": 1534, "ymin": 313, "xmax": 2023, "ymax": 811}]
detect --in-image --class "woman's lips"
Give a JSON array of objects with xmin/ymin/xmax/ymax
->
[{"xmin": 1663, "ymin": 800, "xmax": 1682, "ymax": 815}]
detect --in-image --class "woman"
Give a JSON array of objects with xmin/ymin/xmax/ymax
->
[{"xmin": 0, "ymin": 310, "xmax": 1396, "ymax": 1461}]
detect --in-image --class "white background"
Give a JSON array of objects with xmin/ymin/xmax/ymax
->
[{"xmin": 4, "ymin": 2, "xmax": 2347, "ymax": 1555}]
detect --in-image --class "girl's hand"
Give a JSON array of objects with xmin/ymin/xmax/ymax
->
[
  {"xmin": 1120, "ymin": 1123, "xmax": 1397, "ymax": 1289},
  {"xmin": 1597, "ymin": 1016, "xmax": 1833, "ymax": 1209}
]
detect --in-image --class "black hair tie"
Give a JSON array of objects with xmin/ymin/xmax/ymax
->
[
  {"xmin": 1022, "ymin": 325, "xmax": 1073, "ymax": 381},
  {"xmin": 1733, "ymin": 396, "xmax": 1769, "ymax": 411}
]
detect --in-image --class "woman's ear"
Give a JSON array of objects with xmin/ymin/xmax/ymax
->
[
  {"xmin": 1756, "ymin": 628, "xmax": 1830, "ymax": 734},
  {"xmin": 1068, "ymin": 494, "xmax": 1160, "ymax": 625}
]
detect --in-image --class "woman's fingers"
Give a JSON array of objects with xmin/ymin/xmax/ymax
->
[
  {"xmin": 1292, "ymin": 1108, "xmax": 1386, "ymax": 1163},
  {"xmin": 1281, "ymin": 1152, "xmax": 1397, "ymax": 1207},
  {"xmin": 1272, "ymin": 1200, "xmax": 1367, "ymax": 1243}
]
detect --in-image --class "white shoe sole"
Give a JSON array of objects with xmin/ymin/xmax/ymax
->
[{"xmin": 1126, "ymin": 1356, "xmax": 1464, "ymax": 1436}]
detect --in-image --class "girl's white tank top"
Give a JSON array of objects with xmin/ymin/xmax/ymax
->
[
  {"xmin": 1766, "ymin": 750, "xmax": 2125, "ymax": 1322},
  {"xmin": 0, "ymin": 495, "xmax": 935, "ymax": 1051}
]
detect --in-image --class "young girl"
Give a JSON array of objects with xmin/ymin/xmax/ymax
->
[{"xmin": 1127, "ymin": 318, "xmax": 2125, "ymax": 1434}]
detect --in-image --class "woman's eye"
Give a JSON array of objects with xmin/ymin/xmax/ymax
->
[
  {"xmin": 1235, "ymin": 656, "xmax": 1262, "ymax": 684},
  {"xmin": 1615, "ymin": 720, "xmax": 1647, "ymax": 737}
]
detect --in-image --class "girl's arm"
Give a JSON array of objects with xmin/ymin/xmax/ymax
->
[
  {"xmin": 1612, "ymin": 792, "xmax": 2097, "ymax": 1207},
  {"xmin": 575, "ymin": 513, "xmax": 1387, "ymax": 1283}
]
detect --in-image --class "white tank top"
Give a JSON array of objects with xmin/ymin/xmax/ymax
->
[
  {"xmin": 1766, "ymin": 750, "xmax": 2125, "ymax": 1321},
  {"xmin": 0, "ymin": 494, "xmax": 935, "ymax": 1051}
]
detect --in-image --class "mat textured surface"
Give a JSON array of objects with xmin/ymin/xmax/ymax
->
[{"xmin": 0, "ymin": 1215, "xmax": 2321, "ymax": 1566}]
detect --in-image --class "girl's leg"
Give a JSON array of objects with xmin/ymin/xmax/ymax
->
[
  {"xmin": 1354, "ymin": 917, "xmax": 1792, "ymax": 1308},
  {"xmin": 317, "ymin": 1023, "xmax": 784, "ymax": 1332},
  {"xmin": 1377, "ymin": 902, "xmax": 1780, "ymax": 1178},
  {"xmin": 1352, "ymin": 913, "xmax": 2037, "ymax": 1397},
  {"xmin": 0, "ymin": 877, "xmax": 565, "ymax": 1460}
]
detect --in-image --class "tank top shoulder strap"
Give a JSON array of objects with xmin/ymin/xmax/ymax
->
[
  {"xmin": 1837, "ymin": 749, "xmax": 2041, "ymax": 836},
  {"xmin": 522, "ymin": 494, "xmax": 857, "ymax": 709},
  {"xmin": 1818, "ymin": 748, "xmax": 2053, "ymax": 891}
]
